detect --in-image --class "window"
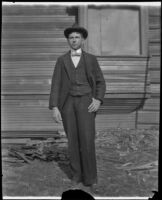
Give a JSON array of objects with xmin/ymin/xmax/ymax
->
[{"xmin": 79, "ymin": 5, "xmax": 148, "ymax": 56}]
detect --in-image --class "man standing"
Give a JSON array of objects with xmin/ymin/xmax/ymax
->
[{"xmin": 49, "ymin": 24, "xmax": 106, "ymax": 188}]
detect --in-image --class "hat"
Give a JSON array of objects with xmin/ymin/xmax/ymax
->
[{"xmin": 64, "ymin": 24, "xmax": 88, "ymax": 39}]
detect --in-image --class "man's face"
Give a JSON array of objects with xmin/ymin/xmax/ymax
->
[{"xmin": 67, "ymin": 32, "xmax": 84, "ymax": 50}]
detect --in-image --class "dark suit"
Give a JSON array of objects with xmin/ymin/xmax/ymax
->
[{"xmin": 49, "ymin": 50, "xmax": 106, "ymax": 185}]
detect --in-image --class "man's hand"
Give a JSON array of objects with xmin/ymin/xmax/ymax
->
[
  {"xmin": 52, "ymin": 107, "xmax": 62, "ymax": 123},
  {"xmin": 88, "ymin": 98, "xmax": 101, "ymax": 113}
]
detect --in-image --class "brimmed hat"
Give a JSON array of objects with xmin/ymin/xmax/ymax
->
[{"xmin": 64, "ymin": 24, "xmax": 88, "ymax": 39}]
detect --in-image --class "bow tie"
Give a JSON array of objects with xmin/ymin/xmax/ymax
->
[{"xmin": 71, "ymin": 52, "xmax": 81, "ymax": 57}]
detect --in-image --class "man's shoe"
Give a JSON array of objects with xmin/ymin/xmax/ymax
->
[
  {"xmin": 70, "ymin": 177, "xmax": 82, "ymax": 189},
  {"xmin": 89, "ymin": 183, "xmax": 99, "ymax": 194}
]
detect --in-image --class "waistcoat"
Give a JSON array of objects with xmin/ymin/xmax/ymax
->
[{"xmin": 69, "ymin": 54, "xmax": 92, "ymax": 96}]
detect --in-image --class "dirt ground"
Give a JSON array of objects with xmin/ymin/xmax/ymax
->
[{"xmin": 2, "ymin": 127, "xmax": 159, "ymax": 197}]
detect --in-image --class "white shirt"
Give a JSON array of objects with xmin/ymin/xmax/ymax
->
[{"xmin": 71, "ymin": 48, "xmax": 82, "ymax": 68}]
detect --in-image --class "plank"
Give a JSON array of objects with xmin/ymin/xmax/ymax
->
[
  {"xmin": 2, "ymin": 21, "xmax": 75, "ymax": 31},
  {"xmin": 88, "ymin": 8, "xmax": 101, "ymax": 55},
  {"xmin": 149, "ymin": 15, "xmax": 161, "ymax": 26},
  {"xmin": 2, "ymin": 37, "xmax": 67, "ymax": 43},
  {"xmin": 1, "ymin": 53, "xmax": 61, "ymax": 61},
  {"xmin": 1, "ymin": 94, "xmax": 49, "ymax": 100},
  {"xmin": 149, "ymin": 56, "xmax": 160, "ymax": 70},
  {"xmin": 1, "ymin": 30, "xmax": 65, "ymax": 39},
  {"xmin": 149, "ymin": 70, "xmax": 161, "ymax": 83},
  {"xmin": 137, "ymin": 111, "xmax": 160, "ymax": 124},
  {"xmin": 2, "ymin": 138, "xmax": 31, "ymax": 143},
  {"xmin": 149, "ymin": 43, "xmax": 161, "ymax": 56},
  {"xmin": 2, "ymin": 5, "xmax": 67, "ymax": 16},
  {"xmin": 2, "ymin": 47, "xmax": 69, "ymax": 54},
  {"xmin": 137, "ymin": 123, "xmax": 159, "ymax": 129},
  {"xmin": 149, "ymin": 7, "xmax": 161, "ymax": 16},
  {"xmin": 150, "ymin": 84, "xmax": 160, "ymax": 94},
  {"xmin": 95, "ymin": 113, "xmax": 136, "ymax": 130},
  {"xmin": 141, "ymin": 98, "xmax": 160, "ymax": 111},
  {"xmin": 1, "ymin": 61, "xmax": 56, "ymax": 68},
  {"xmin": 149, "ymin": 29, "xmax": 161, "ymax": 42},
  {"xmin": 1, "ymin": 131, "xmax": 60, "ymax": 139},
  {"xmin": 2, "ymin": 40, "xmax": 68, "ymax": 47},
  {"xmin": 1, "ymin": 124, "xmax": 63, "ymax": 132},
  {"xmin": 2, "ymin": 15, "xmax": 76, "ymax": 23},
  {"xmin": 97, "ymin": 56, "xmax": 148, "ymax": 62}
]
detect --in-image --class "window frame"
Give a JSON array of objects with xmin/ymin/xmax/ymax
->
[{"xmin": 78, "ymin": 5, "xmax": 149, "ymax": 57}]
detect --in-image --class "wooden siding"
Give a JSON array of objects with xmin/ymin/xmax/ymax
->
[
  {"xmin": 1, "ymin": 5, "xmax": 74, "ymax": 136},
  {"xmin": 136, "ymin": 6, "xmax": 161, "ymax": 129},
  {"xmin": 1, "ymin": 5, "xmax": 160, "ymax": 138}
]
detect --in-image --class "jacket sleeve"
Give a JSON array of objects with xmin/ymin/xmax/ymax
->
[
  {"xmin": 93, "ymin": 56, "xmax": 106, "ymax": 104},
  {"xmin": 49, "ymin": 58, "xmax": 62, "ymax": 110}
]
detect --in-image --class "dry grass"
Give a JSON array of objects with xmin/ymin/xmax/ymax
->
[{"xmin": 2, "ymin": 127, "xmax": 159, "ymax": 197}]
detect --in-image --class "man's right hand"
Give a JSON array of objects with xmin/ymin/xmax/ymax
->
[{"xmin": 52, "ymin": 107, "xmax": 62, "ymax": 123}]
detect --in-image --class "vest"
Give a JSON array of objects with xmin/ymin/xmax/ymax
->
[{"xmin": 69, "ymin": 54, "xmax": 92, "ymax": 96}]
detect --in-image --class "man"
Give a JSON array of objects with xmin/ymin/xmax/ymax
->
[{"xmin": 49, "ymin": 24, "xmax": 106, "ymax": 188}]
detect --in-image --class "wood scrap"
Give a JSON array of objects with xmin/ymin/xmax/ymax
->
[
  {"xmin": 122, "ymin": 161, "xmax": 158, "ymax": 171},
  {"xmin": 2, "ymin": 157, "xmax": 25, "ymax": 163},
  {"xmin": 102, "ymin": 157, "xmax": 124, "ymax": 164},
  {"xmin": 5, "ymin": 136, "xmax": 69, "ymax": 164},
  {"xmin": 13, "ymin": 151, "xmax": 32, "ymax": 164}
]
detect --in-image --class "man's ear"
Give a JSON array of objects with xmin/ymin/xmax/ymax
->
[{"xmin": 81, "ymin": 37, "xmax": 85, "ymax": 43}]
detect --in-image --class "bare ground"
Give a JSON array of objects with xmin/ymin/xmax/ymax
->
[{"xmin": 2, "ymin": 127, "xmax": 159, "ymax": 197}]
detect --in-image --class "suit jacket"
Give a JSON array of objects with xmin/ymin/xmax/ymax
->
[{"xmin": 49, "ymin": 50, "xmax": 106, "ymax": 111}]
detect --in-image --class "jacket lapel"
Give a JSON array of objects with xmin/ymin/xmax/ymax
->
[
  {"xmin": 82, "ymin": 51, "xmax": 93, "ymax": 86},
  {"xmin": 62, "ymin": 51, "xmax": 73, "ymax": 81}
]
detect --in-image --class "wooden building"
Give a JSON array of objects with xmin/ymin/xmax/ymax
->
[{"xmin": 1, "ymin": 4, "xmax": 161, "ymax": 138}]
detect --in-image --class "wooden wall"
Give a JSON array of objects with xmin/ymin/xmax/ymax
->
[
  {"xmin": 1, "ymin": 5, "xmax": 160, "ymax": 138},
  {"xmin": 1, "ymin": 5, "xmax": 75, "ymax": 137},
  {"xmin": 136, "ymin": 6, "xmax": 161, "ymax": 129}
]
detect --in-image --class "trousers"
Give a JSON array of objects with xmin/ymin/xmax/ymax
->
[{"xmin": 61, "ymin": 93, "xmax": 97, "ymax": 186}]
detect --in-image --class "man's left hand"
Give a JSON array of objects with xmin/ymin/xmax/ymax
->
[{"xmin": 88, "ymin": 98, "xmax": 101, "ymax": 113}]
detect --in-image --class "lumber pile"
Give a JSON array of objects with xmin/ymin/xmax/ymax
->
[{"xmin": 3, "ymin": 131, "xmax": 69, "ymax": 165}]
